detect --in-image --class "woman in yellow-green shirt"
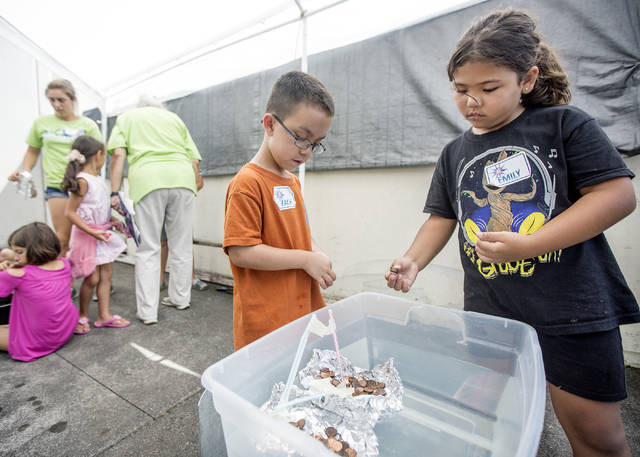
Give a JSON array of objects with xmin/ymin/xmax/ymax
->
[{"xmin": 8, "ymin": 79, "xmax": 102, "ymax": 256}]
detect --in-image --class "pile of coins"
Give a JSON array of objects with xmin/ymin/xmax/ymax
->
[
  {"xmin": 315, "ymin": 368, "xmax": 387, "ymax": 397},
  {"xmin": 345, "ymin": 376, "xmax": 386, "ymax": 397},
  {"xmin": 289, "ymin": 421, "xmax": 357, "ymax": 456},
  {"xmin": 314, "ymin": 426, "xmax": 357, "ymax": 457}
]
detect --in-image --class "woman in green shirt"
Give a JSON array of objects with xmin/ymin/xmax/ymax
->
[{"xmin": 8, "ymin": 79, "xmax": 102, "ymax": 256}]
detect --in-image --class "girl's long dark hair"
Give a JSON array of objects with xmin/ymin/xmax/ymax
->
[
  {"xmin": 447, "ymin": 9, "xmax": 571, "ymax": 107},
  {"xmin": 61, "ymin": 135, "xmax": 104, "ymax": 195},
  {"xmin": 8, "ymin": 222, "xmax": 60, "ymax": 265}
]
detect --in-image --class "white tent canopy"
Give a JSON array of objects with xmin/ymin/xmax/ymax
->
[{"xmin": 0, "ymin": 0, "xmax": 476, "ymax": 114}]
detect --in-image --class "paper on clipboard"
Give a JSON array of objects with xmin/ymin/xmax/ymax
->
[{"xmin": 115, "ymin": 193, "xmax": 141, "ymax": 246}]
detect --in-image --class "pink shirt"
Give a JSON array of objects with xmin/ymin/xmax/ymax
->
[{"xmin": 0, "ymin": 258, "xmax": 78, "ymax": 362}]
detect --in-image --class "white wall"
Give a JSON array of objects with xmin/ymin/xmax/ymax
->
[
  {"xmin": 194, "ymin": 156, "xmax": 640, "ymax": 366},
  {"xmin": 0, "ymin": 20, "xmax": 104, "ymax": 244}
]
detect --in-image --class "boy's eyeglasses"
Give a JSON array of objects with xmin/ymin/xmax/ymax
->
[{"xmin": 272, "ymin": 114, "xmax": 326, "ymax": 154}]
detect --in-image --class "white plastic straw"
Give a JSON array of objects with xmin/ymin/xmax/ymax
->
[
  {"xmin": 279, "ymin": 316, "xmax": 314, "ymax": 407},
  {"xmin": 278, "ymin": 313, "xmax": 336, "ymax": 407},
  {"xmin": 274, "ymin": 392, "xmax": 326, "ymax": 411},
  {"xmin": 328, "ymin": 310, "xmax": 344, "ymax": 381}
]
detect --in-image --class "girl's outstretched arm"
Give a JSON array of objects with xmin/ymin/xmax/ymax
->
[
  {"xmin": 475, "ymin": 177, "xmax": 636, "ymax": 263},
  {"xmin": 385, "ymin": 215, "xmax": 457, "ymax": 293}
]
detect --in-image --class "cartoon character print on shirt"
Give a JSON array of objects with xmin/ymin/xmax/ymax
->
[{"xmin": 457, "ymin": 146, "xmax": 561, "ymax": 279}]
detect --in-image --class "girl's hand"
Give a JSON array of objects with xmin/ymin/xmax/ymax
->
[
  {"xmin": 0, "ymin": 248, "xmax": 16, "ymax": 262},
  {"xmin": 474, "ymin": 231, "xmax": 534, "ymax": 263},
  {"xmin": 385, "ymin": 257, "xmax": 419, "ymax": 293},
  {"xmin": 0, "ymin": 260, "xmax": 12, "ymax": 271},
  {"xmin": 92, "ymin": 230, "xmax": 111, "ymax": 242},
  {"xmin": 8, "ymin": 170, "xmax": 20, "ymax": 182}
]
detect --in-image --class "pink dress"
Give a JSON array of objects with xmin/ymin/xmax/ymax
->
[
  {"xmin": 68, "ymin": 172, "xmax": 126, "ymax": 277},
  {"xmin": 0, "ymin": 258, "xmax": 78, "ymax": 362}
]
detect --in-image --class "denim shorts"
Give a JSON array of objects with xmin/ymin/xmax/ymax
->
[{"xmin": 44, "ymin": 187, "xmax": 68, "ymax": 200}]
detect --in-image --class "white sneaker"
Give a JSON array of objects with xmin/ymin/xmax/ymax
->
[
  {"xmin": 161, "ymin": 297, "xmax": 190, "ymax": 310},
  {"xmin": 136, "ymin": 313, "xmax": 157, "ymax": 325}
]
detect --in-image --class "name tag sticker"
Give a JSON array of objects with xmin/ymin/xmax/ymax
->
[
  {"xmin": 273, "ymin": 186, "xmax": 296, "ymax": 210},
  {"xmin": 484, "ymin": 152, "xmax": 532, "ymax": 187}
]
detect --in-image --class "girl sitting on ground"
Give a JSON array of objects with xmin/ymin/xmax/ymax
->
[{"xmin": 0, "ymin": 222, "xmax": 78, "ymax": 362}]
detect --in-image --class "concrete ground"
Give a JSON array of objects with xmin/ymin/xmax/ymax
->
[{"xmin": 0, "ymin": 261, "xmax": 638, "ymax": 457}]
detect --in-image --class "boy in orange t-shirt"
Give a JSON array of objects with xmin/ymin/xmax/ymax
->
[{"xmin": 223, "ymin": 71, "xmax": 337, "ymax": 350}]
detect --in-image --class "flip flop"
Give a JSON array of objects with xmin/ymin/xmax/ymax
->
[
  {"xmin": 74, "ymin": 317, "xmax": 90, "ymax": 335},
  {"xmin": 94, "ymin": 315, "xmax": 130, "ymax": 328}
]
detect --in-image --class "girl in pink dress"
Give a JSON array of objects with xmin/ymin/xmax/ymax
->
[
  {"xmin": 0, "ymin": 222, "xmax": 78, "ymax": 362},
  {"xmin": 62, "ymin": 135, "xmax": 130, "ymax": 334}
]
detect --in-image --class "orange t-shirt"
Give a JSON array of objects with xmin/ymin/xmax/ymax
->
[{"xmin": 223, "ymin": 163, "xmax": 325, "ymax": 350}]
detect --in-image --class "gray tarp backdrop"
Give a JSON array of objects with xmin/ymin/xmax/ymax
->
[{"xmin": 108, "ymin": 0, "xmax": 640, "ymax": 177}]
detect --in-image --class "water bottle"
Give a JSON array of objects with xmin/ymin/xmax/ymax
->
[{"xmin": 15, "ymin": 171, "xmax": 37, "ymax": 198}]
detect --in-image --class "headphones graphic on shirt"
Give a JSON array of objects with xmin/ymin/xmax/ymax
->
[{"xmin": 456, "ymin": 145, "xmax": 556, "ymax": 246}]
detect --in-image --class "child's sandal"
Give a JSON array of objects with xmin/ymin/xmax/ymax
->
[{"xmin": 74, "ymin": 317, "xmax": 90, "ymax": 335}]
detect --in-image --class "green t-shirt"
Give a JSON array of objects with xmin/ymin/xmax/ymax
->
[
  {"xmin": 107, "ymin": 107, "xmax": 202, "ymax": 205},
  {"xmin": 26, "ymin": 115, "xmax": 102, "ymax": 189}
]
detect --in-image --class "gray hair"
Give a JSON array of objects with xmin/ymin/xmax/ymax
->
[{"xmin": 137, "ymin": 94, "xmax": 165, "ymax": 109}]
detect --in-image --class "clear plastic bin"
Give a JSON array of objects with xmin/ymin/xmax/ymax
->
[{"xmin": 201, "ymin": 292, "xmax": 545, "ymax": 457}]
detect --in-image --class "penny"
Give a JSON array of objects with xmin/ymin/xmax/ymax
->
[
  {"xmin": 325, "ymin": 426, "xmax": 337, "ymax": 438},
  {"xmin": 328, "ymin": 437, "xmax": 343, "ymax": 452}
]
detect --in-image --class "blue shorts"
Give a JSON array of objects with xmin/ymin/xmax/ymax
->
[{"xmin": 45, "ymin": 187, "xmax": 68, "ymax": 200}]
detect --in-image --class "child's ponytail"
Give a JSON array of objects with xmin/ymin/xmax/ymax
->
[
  {"xmin": 524, "ymin": 42, "xmax": 571, "ymax": 107},
  {"xmin": 61, "ymin": 152, "xmax": 84, "ymax": 195},
  {"xmin": 60, "ymin": 135, "xmax": 104, "ymax": 195}
]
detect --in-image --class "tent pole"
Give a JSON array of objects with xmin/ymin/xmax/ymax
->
[{"xmin": 295, "ymin": 0, "xmax": 308, "ymax": 194}]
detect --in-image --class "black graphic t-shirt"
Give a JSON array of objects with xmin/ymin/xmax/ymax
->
[{"xmin": 425, "ymin": 105, "xmax": 639, "ymax": 334}]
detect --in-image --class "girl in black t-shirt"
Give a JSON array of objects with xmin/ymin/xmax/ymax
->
[{"xmin": 385, "ymin": 9, "xmax": 637, "ymax": 457}]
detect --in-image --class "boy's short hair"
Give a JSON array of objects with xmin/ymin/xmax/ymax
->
[{"xmin": 265, "ymin": 71, "xmax": 335, "ymax": 119}]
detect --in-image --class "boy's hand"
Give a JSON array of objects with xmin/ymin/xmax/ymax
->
[
  {"xmin": 0, "ymin": 260, "xmax": 12, "ymax": 271},
  {"xmin": 304, "ymin": 251, "xmax": 336, "ymax": 289},
  {"xmin": 385, "ymin": 257, "xmax": 419, "ymax": 293},
  {"xmin": 475, "ymin": 231, "xmax": 534, "ymax": 263}
]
